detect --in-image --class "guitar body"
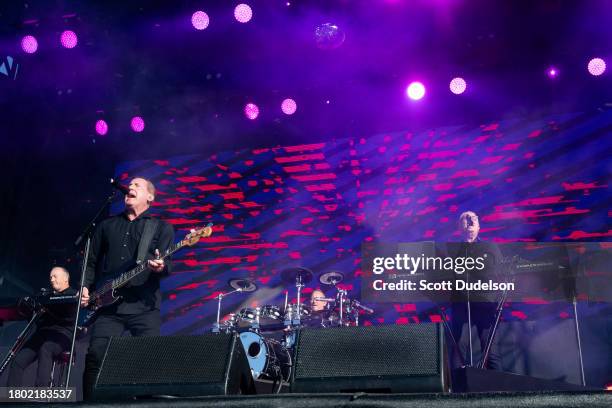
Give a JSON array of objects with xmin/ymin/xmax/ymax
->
[{"xmin": 78, "ymin": 286, "xmax": 123, "ymax": 328}]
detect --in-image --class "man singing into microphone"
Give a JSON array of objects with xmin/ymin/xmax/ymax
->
[
  {"xmin": 80, "ymin": 177, "xmax": 174, "ymax": 400},
  {"xmin": 8, "ymin": 267, "xmax": 77, "ymax": 386}
]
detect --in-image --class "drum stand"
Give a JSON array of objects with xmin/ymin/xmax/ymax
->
[
  {"xmin": 292, "ymin": 275, "xmax": 305, "ymax": 327},
  {"xmin": 212, "ymin": 288, "xmax": 243, "ymax": 333}
]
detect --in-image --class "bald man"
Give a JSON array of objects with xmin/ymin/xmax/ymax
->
[
  {"xmin": 449, "ymin": 211, "xmax": 503, "ymax": 370},
  {"xmin": 8, "ymin": 267, "xmax": 78, "ymax": 386}
]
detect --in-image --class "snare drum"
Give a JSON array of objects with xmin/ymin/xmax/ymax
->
[
  {"xmin": 236, "ymin": 307, "xmax": 259, "ymax": 329},
  {"xmin": 259, "ymin": 305, "xmax": 283, "ymax": 327},
  {"xmin": 236, "ymin": 305, "xmax": 284, "ymax": 331},
  {"xmin": 239, "ymin": 331, "xmax": 292, "ymax": 382}
]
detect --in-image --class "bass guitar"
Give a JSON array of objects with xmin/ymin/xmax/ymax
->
[{"xmin": 79, "ymin": 223, "xmax": 213, "ymax": 328}]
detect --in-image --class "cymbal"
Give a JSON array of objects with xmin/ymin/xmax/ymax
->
[
  {"xmin": 228, "ymin": 278, "xmax": 257, "ymax": 292},
  {"xmin": 319, "ymin": 271, "xmax": 344, "ymax": 285},
  {"xmin": 280, "ymin": 267, "xmax": 313, "ymax": 284}
]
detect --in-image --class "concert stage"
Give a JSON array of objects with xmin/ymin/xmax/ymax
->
[
  {"xmin": 11, "ymin": 391, "xmax": 612, "ymax": 408},
  {"xmin": 0, "ymin": 0, "xmax": 611, "ymax": 403}
]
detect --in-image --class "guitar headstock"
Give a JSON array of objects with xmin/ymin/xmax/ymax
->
[{"xmin": 181, "ymin": 224, "xmax": 214, "ymax": 247}]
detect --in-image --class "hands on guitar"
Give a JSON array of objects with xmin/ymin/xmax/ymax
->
[{"xmin": 148, "ymin": 249, "xmax": 165, "ymax": 273}]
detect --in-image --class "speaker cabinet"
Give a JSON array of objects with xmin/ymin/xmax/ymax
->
[
  {"xmin": 291, "ymin": 323, "xmax": 449, "ymax": 393},
  {"xmin": 92, "ymin": 333, "xmax": 253, "ymax": 400}
]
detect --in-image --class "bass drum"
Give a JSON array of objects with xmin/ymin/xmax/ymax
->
[{"xmin": 239, "ymin": 331, "xmax": 292, "ymax": 382}]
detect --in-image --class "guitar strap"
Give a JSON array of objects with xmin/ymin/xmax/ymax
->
[{"xmin": 136, "ymin": 218, "xmax": 160, "ymax": 264}]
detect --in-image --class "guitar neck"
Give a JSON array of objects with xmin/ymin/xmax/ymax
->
[{"xmin": 109, "ymin": 242, "xmax": 183, "ymax": 290}]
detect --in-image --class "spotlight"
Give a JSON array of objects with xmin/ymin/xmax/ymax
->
[
  {"xmin": 95, "ymin": 119, "xmax": 108, "ymax": 136},
  {"xmin": 406, "ymin": 82, "xmax": 425, "ymax": 101},
  {"xmin": 191, "ymin": 11, "xmax": 209, "ymax": 30},
  {"xmin": 234, "ymin": 4, "xmax": 253, "ymax": 23},
  {"xmin": 587, "ymin": 58, "xmax": 606, "ymax": 76},
  {"xmin": 130, "ymin": 116, "xmax": 145, "ymax": 133},
  {"xmin": 21, "ymin": 35, "xmax": 38, "ymax": 54},
  {"xmin": 244, "ymin": 103, "xmax": 259, "ymax": 120},
  {"xmin": 281, "ymin": 98, "xmax": 297, "ymax": 115},
  {"xmin": 60, "ymin": 30, "xmax": 78, "ymax": 49},
  {"xmin": 449, "ymin": 77, "xmax": 467, "ymax": 94},
  {"xmin": 546, "ymin": 67, "xmax": 559, "ymax": 79}
]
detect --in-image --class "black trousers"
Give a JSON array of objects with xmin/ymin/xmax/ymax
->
[
  {"xmin": 450, "ymin": 302, "xmax": 502, "ymax": 370},
  {"xmin": 82, "ymin": 310, "xmax": 160, "ymax": 400},
  {"xmin": 8, "ymin": 329, "xmax": 70, "ymax": 387}
]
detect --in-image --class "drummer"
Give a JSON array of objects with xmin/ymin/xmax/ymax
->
[{"xmin": 310, "ymin": 289, "xmax": 329, "ymax": 312}]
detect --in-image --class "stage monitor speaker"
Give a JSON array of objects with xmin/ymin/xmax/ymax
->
[
  {"xmin": 291, "ymin": 323, "xmax": 449, "ymax": 393},
  {"xmin": 92, "ymin": 333, "xmax": 253, "ymax": 400}
]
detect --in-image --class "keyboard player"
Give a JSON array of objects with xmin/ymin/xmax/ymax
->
[{"xmin": 7, "ymin": 266, "xmax": 78, "ymax": 386}]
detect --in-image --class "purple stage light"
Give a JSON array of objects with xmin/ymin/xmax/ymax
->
[
  {"xmin": 587, "ymin": 58, "xmax": 606, "ymax": 76},
  {"xmin": 281, "ymin": 98, "xmax": 297, "ymax": 115},
  {"xmin": 406, "ymin": 82, "xmax": 425, "ymax": 101},
  {"xmin": 449, "ymin": 77, "xmax": 467, "ymax": 94},
  {"xmin": 95, "ymin": 119, "xmax": 108, "ymax": 136},
  {"xmin": 60, "ymin": 30, "xmax": 78, "ymax": 49},
  {"xmin": 546, "ymin": 67, "xmax": 559, "ymax": 78},
  {"xmin": 130, "ymin": 116, "xmax": 145, "ymax": 133},
  {"xmin": 191, "ymin": 11, "xmax": 210, "ymax": 30},
  {"xmin": 21, "ymin": 35, "xmax": 38, "ymax": 54},
  {"xmin": 244, "ymin": 103, "xmax": 259, "ymax": 120},
  {"xmin": 234, "ymin": 4, "xmax": 253, "ymax": 23},
  {"xmin": 314, "ymin": 23, "xmax": 346, "ymax": 49}
]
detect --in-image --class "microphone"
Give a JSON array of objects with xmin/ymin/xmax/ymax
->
[{"xmin": 110, "ymin": 178, "xmax": 130, "ymax": 195}]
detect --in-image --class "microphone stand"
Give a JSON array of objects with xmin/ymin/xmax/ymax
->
[
  {"xmin": 65, "ymin": 190, "xmax": 117, "ymax": 390},
  {"xmin": 0, "ymin": 300, "xmax": 46, "ymax": 376}
]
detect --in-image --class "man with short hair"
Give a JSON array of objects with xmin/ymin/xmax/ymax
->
[
  {"xmin": 8, "ymin": 266, "xmax": 77, "ymax": 386},
  {"xmin": 80, "ymin": 177, "xmax": 174, "ymax": 399}
]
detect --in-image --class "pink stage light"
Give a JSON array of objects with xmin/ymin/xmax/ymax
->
[
  {"xmin": 281, "ymin": 98, "xmax": 297, "ymax": 115},
  {"xmin": 449, "ymin": 77, "xmax": 467, "ymax": 94},
  {"xmin": 21, "ymin": 35, "xmax": 38, "ymax": 54},
  {"xmin": 60, "ymin": 30, "xmax": 78, "ymax": 49},
  {"xmin": 546, "ymin": 67, "xmax": 559, "ymax": 78},
  {"xmin": 244, "ymin": 103, "xmax": 259, "ymax": 120},
  {"xmin": 406, "ymin": 82, "xmax": 426, "ymax": 101},
  {"xmin": 234, "ymin": 4, "xmax": 253, "ymax": 23},
  {"xmin": 130, "ymin": 116, "xmax": 145, "ymax": 133},
  {"xmin": 191, "ymin": 11, "xmax": 210, "ymax": 30},
  {"xmin": 587, "ymin": 58, "xmax": 606, "ymax": 76},
  {"xmin": 95, "ymin": 119, "xmax": 108, "ymax": 136}
]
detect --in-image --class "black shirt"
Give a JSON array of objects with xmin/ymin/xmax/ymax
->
[
  {"xmin": 84, "ymin": 210, "xmax": 174, "ymax": 314},
  {"xmin": 37, "ymin": 286, "xmax": 78, "ymax": 339}
]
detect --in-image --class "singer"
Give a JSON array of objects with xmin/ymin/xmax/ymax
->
[
  {"xmin": 80, "ymin": 177, "xmax": 174, "ymax": 400},
  {"xmin": 7, "ymin": 267, "xmax": 77, "ymax": 386}
]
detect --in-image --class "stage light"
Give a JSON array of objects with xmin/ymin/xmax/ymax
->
[
  {"xmin": 234, "ymin": 4, "xmax": 253, "ymax": 23},
  {"xmin": 281, "ymin": 98, "xmax": 297, "ymax": 115},
  {"xmin": 130, "ymin": 116, "xmax": 145, "ymax": 132},
  {"xmin": 95, "ymin": 119, "xmax": 108, "ymax": 136},
  {"xmin": 60, "ymin": 30, "xmax": 78, "ymax": 49},
  {"xmin": 191, "ymin": 11, "xmax": 209, "ymax": 30},
  {"xmin": 449, "ymin": 77, "xmax": 467, "ymax": 94},
  {"xmin": 406, "ymin": 82, "xmax": 425, "ymax": 101},
  {"xmin": 244, "ymin": 103, "xmax": 259, "ymax": 120},
  {"xmin": 21, "ymin": 35, "xmax": 38, "ymax": 54},
  {"xmin": 587, "ymin": 58, "xmax": 606, "ymax": 76},
  {"xmin": 546, "ymin": 67, "xmax": 559, "ymax": 79}
]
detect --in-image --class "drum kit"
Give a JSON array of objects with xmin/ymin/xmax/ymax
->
[{"xmin": 211, "ymin": 267, "xmax": 374, "ymax": 389}]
